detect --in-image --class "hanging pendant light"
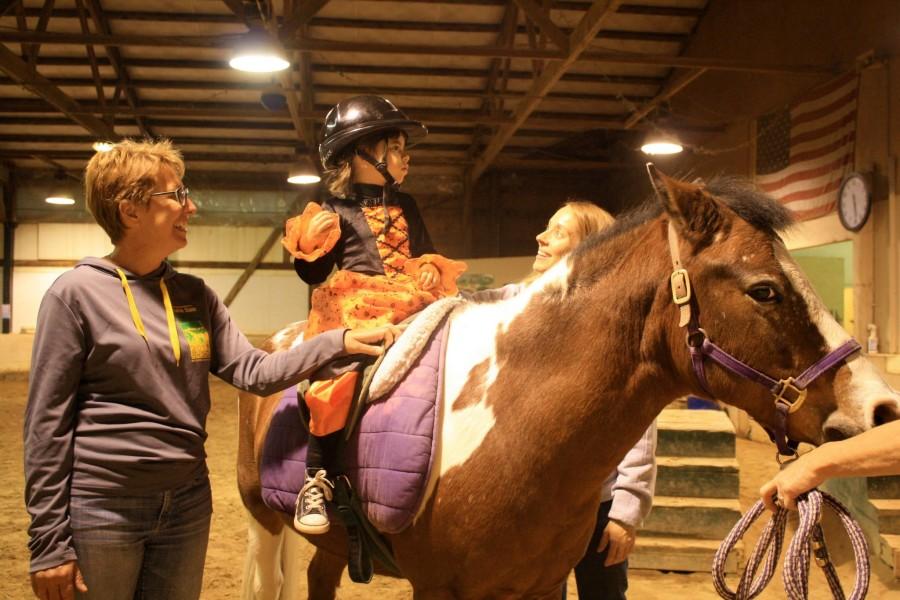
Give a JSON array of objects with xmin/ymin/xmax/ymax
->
[
  {"xmin": 641, "ymin": 130, "xmax": 684, "ymax": 156},
  {"xmin": 287, "ymin": 160, "xmax": 321, "ymax": 185},
  {"xmin": 229, "ymin": 29, "xmax": 290, "ymax": 73},
  {"xmin": 46, "ymin": 171, "xmax": 76, "ymax": 205}
]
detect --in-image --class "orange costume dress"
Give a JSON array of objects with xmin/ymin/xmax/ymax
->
[{"xmin": 283, "ymin": 184, "xmax": 465, "ymax": 436}]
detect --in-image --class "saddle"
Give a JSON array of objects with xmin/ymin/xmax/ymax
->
[{"xmin": 260, "ymin": 299, "xmax": 459, "ymax": 581}]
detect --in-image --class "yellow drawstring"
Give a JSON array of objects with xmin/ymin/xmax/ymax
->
[
  {"xmin": 159, "ymin": 279, "xmax": 181, "ymax": 366},
  {"xmin": 116, "ymin": 268, "xmax": 181, "ymax": 366},
  {"xmin": 117, "ymin": 268, "xmax": 148, "ymax": 347}
]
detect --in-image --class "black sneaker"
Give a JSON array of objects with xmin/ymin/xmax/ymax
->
[{"xmin": 293, "ymin": 470, "xmax": 334, "ymax": 534}]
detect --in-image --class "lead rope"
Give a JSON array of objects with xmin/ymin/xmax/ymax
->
[{"xmin": 712, "ymin": 489, "xmax": 869, "ymax": 600}]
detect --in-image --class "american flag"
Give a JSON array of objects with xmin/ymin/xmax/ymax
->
[{"xmin": 755, "ymin": 72, "xmax": 859, "ymax": 221}]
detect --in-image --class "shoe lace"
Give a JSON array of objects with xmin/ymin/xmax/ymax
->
[{"xmin": 301, "ymin": 470, "xmax": 334, "ymax": 510}]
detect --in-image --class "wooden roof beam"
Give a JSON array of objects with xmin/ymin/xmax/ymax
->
[
  {"xmin": 469, "ymin": 0, "xmax": 623, "ymax": 184},
  {"xmin": 0, "ymin": 0, "xmax": 19, "ymax": 17},
  {"xmin": 280, "ymin": 0, "xmax": 329, "ymax": 40},
  {"xmin": 0, "ymin": 31, "xmax": 835, "ymax": 75},
  {"xmin": 0, "ymin": 43, "xmax": 117, "ymax": 139},
  {"xmin": 85, "ymin": 0, "xmax": 153, "ymax": 139},
  {"xmin": 624, "ymin": 68, "xmax": 707, "ymax": 129},
  {"xmin": 513, "ymin": 0, "xmax": 568, "ymax": 52},
  {"xmin": 24, "ymin": 0, "xmax": 55, "ymax": 69}
]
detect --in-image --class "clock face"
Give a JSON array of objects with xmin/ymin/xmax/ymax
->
[{"xmin": 838, "ymin": 174, "xmax": 870, "ymax": 232}]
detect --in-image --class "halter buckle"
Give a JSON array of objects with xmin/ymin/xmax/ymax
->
[
  {"xmin": 773, "ymin": 377, "xmax": 808, "ymax": 414},
  {"xmin": 670, "ymin": 268, "xmax": 691, "ymax": 305}
]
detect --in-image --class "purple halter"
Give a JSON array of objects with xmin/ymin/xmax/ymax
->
[{"xmin": 665, "ymin": 219, "xmax": 861, "ymax": 456}]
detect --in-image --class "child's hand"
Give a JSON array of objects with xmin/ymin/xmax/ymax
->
[
  {"xmin": 343, "ymin": 325, "xmax": 402, "ymax": 356},
  {"xmin": 417, "ymin": 263, "xmax": 440, "ymax": 291},
  {"xmin": 300, "ymin": 211, "xmax": 339, "ymax": 255}
]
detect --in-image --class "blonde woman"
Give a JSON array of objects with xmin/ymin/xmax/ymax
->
[{"xmin": 23, "ymin": 139, "xmax": 398, "ymax": 600}]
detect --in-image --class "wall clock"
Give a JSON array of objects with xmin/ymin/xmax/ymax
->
[{"xmin": 837, "ymin": 172, "xmax": 871, "ymax": 232}]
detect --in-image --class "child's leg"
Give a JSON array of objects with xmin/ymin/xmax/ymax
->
[
  {"xmin": 305, "ymin": 430, "xmax": 342, "ymax": 477},
  {"xmin": 296, "ymin": 373, "xmax": 358, "ymax": 534}
]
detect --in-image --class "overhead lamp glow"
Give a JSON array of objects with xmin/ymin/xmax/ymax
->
[
  {"xmin": 287, "ymin": 173, "xmax": 321, "ymax": 185},
  {"xmin": 287, "ymin": 162, "xmax": 320, "ymax": 185},
  {"xmin": 92, "ymin": 141, "xmax": 115, "ymax": 152},
  {"xmin": 229, "ymin": 31, "xmax": 290, "ymax": 73},
  {"xmin": 46, "ymin": 195, "xmax": 75, "ymax": 205},
  {"xmin": 641, "ymin": 130, "xmax": 684, "ymax": 156},
  {"xmin": 230, "ymin": 52, "xmax": 289, "ymax": 73}
]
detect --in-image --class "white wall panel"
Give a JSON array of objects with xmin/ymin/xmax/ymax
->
[
  {"xmin": 12, "ymin": 267, "xmax": 67, "ymax": 333},
  {"xmin": 13, "ymin": 224, "xmax": 39, "ymax": 260},
  {"xmin": 37, "ymin": 224, "xmax": 113, "ymax": 259},
  {"xmin": 170, "ymin": 225, "xmax": 283, "ymax": 263}
]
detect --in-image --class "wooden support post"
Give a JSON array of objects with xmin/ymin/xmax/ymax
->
[{"xmin": 1, "ymin": 165, "xmax": 16, "ymax": 334}]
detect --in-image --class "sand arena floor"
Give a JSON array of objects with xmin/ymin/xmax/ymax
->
[{"xmin": 2, "ymin": 377, "xmax": 899, "ymax": 599}]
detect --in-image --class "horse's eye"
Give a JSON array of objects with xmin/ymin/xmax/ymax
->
[{"xmin": 748, "ymin": 286, "xmax": 780, "ymax": 303}]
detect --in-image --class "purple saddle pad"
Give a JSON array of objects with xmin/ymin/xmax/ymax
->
[{"xmin": 260, "ymin": 319, "xmax": 448, "ymax": 534}]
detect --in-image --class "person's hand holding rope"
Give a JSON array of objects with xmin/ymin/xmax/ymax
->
[{"xmin": 760, "ymin": 450, "xmax": 827, "ymax": 512}]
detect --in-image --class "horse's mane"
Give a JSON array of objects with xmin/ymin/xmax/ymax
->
[{"xmin": 576, "ymin": 176, "xmax": 794, "ymax": 258}]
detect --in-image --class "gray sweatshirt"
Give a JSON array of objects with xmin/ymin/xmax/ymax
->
[
  {"xmin": 24, "ymin": 258, "xmax": 346, "ymax": 572},
  {"xmin": 468, "ymin": 283, "xmax": 657, "ymax": 528}
]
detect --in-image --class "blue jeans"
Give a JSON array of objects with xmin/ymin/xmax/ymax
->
[{"xmin": 70, "ymin": 476, "xmax": 212, "ymax": 600}]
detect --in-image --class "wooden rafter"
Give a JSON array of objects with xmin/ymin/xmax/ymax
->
[
  {"xmin": 0, "ymin": 0, "xmax": 19, "ymax": 17},
  {"xmin": 25, "ymin": 0, "xmax": 55, "ymax": 68},
  {"xmin": 468, "ymin": 0, "xmax": 624, "ymax": 183},
  {"xmin": 0, "ymin": 43, "xmax": 117, "ymax": 138},
  {"xmin": 74, "ymin": 0, "xmax": 106, "ymax": 120},
  {"xmin": 280, "ymin": 0, "xmax": 329, "ymax": 40},
  {"xmin": 624, "ymin": 68, "xmax": 708, "ymax": 129},
  {"xmin": 513, "ymin": 0, "xmax": 568, "ymax": 52},
  {"xmin": 0, "ymin": 30, "xmax": 834, "ymax": 75},
  {"xmin": 85, "ymin": 0, "xmax": 153, "ymax": 138},
  {"xmin": 0, "ymin": 99, "xmax": 643, "ymax": 130}
]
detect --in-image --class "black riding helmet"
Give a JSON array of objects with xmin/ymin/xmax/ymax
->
[{"xmin": 318, "ymin": 95, "xmax": 427, "ymax": 170}]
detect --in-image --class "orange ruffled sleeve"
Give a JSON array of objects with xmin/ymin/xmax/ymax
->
[
  {"xmin": 405, "ymin": 254, "xmax": 468, "ymax": 297},
  {"xmin": 281, "ymin": 202, "xmax": 341, "ymax": 261}
]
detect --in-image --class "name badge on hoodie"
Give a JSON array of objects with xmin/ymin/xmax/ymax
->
[{"xmin": 175, "ymin": 305, "xmax": 211, "ymax": 361}]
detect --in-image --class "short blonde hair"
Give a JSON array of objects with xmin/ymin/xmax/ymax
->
[
  {"xmin": 323, "ymin": 130, "xmax": 405, "ymax": 199},
  {"xmin": 84, "ymin": 139, "xmax": 184, "ymax": 243}
]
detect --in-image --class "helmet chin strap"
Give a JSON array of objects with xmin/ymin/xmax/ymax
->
[{"xmin": 356, "ymin": 147, "xmax": 397, "ymax": 230}]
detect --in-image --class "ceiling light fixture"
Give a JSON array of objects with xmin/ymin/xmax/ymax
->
[
  {"xmin": 229, "ymin": 30, "xmax": 290, "ymax": 73},
  {"xmin": 287, "ymin": 162, "xmax": 321, "ymax": 185},
  {"xmin": 640, "ymin": 130, "xmax": 684, "ymax": 156},
  {"xmin": 92, "ymin": 141, "xmax": 115, "ymax": 152},
  {"xmin": 45, "ymin": 195, "xmax": 75, "ymax": 205}
]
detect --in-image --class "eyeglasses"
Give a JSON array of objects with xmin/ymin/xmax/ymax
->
[{"xmin": 149, "ymin": 186, "xmax": 191, "ymax": 207}]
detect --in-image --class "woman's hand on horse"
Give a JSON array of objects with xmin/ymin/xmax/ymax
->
[
  {"xmin": 759, "ymin": 450, "xmax": 825, "ymax": 512},
  {"xmin": 31, "ymin": 560, "xmax": 87, "ymax": 600},
  {"xmin": 343, "ymin": 325, "xmax": 403, "ymax": 356},
  {"xmin": 597, "ymin": 520, "xmax": 636, "ymax": 566},
  {"xmin": 417, "ymin": 263, "xmax": 440, "ymax": 291}
]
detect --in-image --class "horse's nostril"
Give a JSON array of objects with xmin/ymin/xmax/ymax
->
[
  {"xmin": 824, "ymin": 426, "xmax": 849, "ymax": 442},
  {"xmin": 873, "ymin": 402, "xmax": 900, "ymax": 427}
]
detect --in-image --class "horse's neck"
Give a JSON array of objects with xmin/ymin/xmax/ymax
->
[{"xmin": 441, "ymin": 219, "xmax": 683, "ymax": 488}]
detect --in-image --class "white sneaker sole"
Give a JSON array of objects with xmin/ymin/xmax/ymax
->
[{"xmin": 294, "ymin": 518, "xmax": 331, "ymax": 535}]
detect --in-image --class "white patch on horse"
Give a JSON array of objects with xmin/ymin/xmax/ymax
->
[
  {"xmin": 776, "ymin": 244, "xmax": 900, "ymax": 422},
  {"xmin": 436, "ymin": 258, "xmax": 571, "ymax": 477}
]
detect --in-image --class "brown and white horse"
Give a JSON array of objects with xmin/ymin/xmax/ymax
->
[{"xmin": 238, "ymin": 167, "xmax": 900, "ymax": 599}]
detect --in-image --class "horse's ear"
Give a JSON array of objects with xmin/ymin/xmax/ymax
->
[{"xmin": 646, "ymin": 163, "xmax": 725, "ymax": 244}]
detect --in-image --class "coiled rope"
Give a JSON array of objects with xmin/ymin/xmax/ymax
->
[{"xmin": 712, "ymin": 489, "xmax": 870, "ymax": 599}]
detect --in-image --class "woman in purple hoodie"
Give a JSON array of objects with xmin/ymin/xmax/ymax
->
[{"xmin": 23, "ymin": 139, "xmax": 398, "ymax": 600}]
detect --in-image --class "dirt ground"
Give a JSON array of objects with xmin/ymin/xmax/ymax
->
[{"xmin": 3, "ymin": 377, "xmax": 899, "ymax": 599}]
